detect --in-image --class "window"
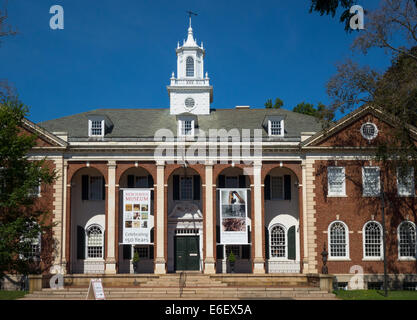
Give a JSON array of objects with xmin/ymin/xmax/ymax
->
[
  {"xmin": 86, "ymin": 225, "xmax": 103, "ymax": 259},
  {"xmin": 180, "ymin": 177, "xmax": 193, "ymax": 200},
  {"xmin": 403, "ymin": 282, "xmax": 417, "ymax": 291},
  {"xmin": 134, "ymin": 246, "xmax": 149, "ymax": 259},
  {"xmin": 362, "ymin": 167, "xmax": 380, "ymax": 197},
  {"xmin": 20, "ymin": 223, "xmax": 41, "ymax": 261},
  {"xmin": 135, "ymin": 176, "xmax": 148, "ymax": 188},
  {"xmin": 360, "ymin": 122, "xmax": 378, "ymax": 141},
  {"xmin": 28, "ymin": 180, "xmax": 41, "ymax": 198},
  {"xmin": 328, "ymin": 167, "xmax": 346, "ymax": 196},
  {"xmin": 329, "ymin": 221, "xmax": 349, "ymax": 259},
  {"xmin": 225, "ymin": 176, "xmax": 238, "ymax": 188},
  {"xmin": 271, "ymin": 176, "xmax": 284, "ymax": 200},
  {"xmin": 226, "ymin": 245, "xmax": 241, "ymax": 259},
  {"xmin": 367, "ymin": 282, "xmax": 383, "ymax": 290},
  {"xmin": 363, "ymin": 221, "xmax": 382, "ymax": 259},
  {"xmin": 179, "ymin": 119, "xmax": 194, "ymax": 137},
  {"xmin": 398, "ymin": 221, "xmax": 416, "ymax": 259},
  {"xmin": 270, "ymin": 225, "xmax": 286, "ymax": 258},
  {"xmin": 186, "ymin": 56, "xmax": 194, "ymax": 77},
  {"xmin": 184, "ymin": 98, "xmax": 195, "ymax": 110},
  {"xmin": 89, "ymin": 119, "xmax": 104, "ymax": 137},
  {"xmin": 397, "ymin": 167, "xmax": 415, "ymax": 196},
  {"xmin": 89, "ymin": 176, "xmax": 103, "ymax": 200},
  {"xmin": 268, "ymin": 119, "xmax": 284, "ymax": 137}
]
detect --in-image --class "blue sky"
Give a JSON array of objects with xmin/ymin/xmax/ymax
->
[{"xmin": 0, "ymin": 0, "xmax": 387, "ymax": 123}]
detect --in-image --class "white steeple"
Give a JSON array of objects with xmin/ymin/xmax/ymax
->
[{"xmin": 167, "ymin": 17, "xmax": 213, "ymax": 115}]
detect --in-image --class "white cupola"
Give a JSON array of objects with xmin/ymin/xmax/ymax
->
[{"xmin": 167, "ymin": 17, "xmax": 213, "ymax": 115}]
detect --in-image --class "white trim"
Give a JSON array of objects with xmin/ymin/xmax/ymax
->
[
  {"xmin": 269, "ymin": 223, "xmax": 287, "ymax": 260},
  {"xmin": 88, "ymin": 117, "xmax": 105, "ymax": 138},
  {"xmin": 362, "ymin": 221, "xmax": 383, "ymax": 260},
  {"xmin": 360, "ymin": 122, "xmax": 379, "ymax": 141},
  {"xmin": 327, "ymin": 167, "xmax": 346, "ymax": 197},
  {"xmin": 362, "ymin": 166, "xmax": 380, "ymax": 197},
  {"xmin": 328, "ymin": 220, "xmax": 350, "ymax": 260},
  {"xmin": 268, "ymin": 119, "xmax": 284, "ymax": 137},
  {"xmin": 85, "ymin": 224, "xmax": 104, "ymax": 260},
  {"xmin": 397, "ymin": 221, "xmax": 417, "ymax": 259}
]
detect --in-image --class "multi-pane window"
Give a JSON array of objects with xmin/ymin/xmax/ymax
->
[
  {"xmin": 28, "ymin": 180, "xmax": 41, "ymax": 198},
  {"xmin": 328, "ymin": 167, "xmax": 346, "ymax": 196},
  {"xmin": 271, "ymin": 176, "xmax": 284, "ymax": 200},
  {"xmin": 269, "ymin": 120, "xmax": 282, "ymax": 136},
  {"xmin": 364, "ymin": 222, "xmax": 382, "ymax": 258},
  {"xmin": 89, "ymin": 176, "xmax": 103, "ymax": 200},
  {"xmin": 397, "ymin": 167, "xmax": 415, "ymax": 196},
  {"xmin": 135, "ymin": 246, "xmax": 149, "ymax": 259},
  {"xmin": 90, "ymin": 120, "xmax": 103, "ymax": 136},
  {"xmin": 29, "ymin": 235, "xmax": 41, "ymax": 260},
  {"xmin": 399, "ymin": 222, "xmax": 416, "ymax": 258},
  {"xmin": 362, "ymin": 167, "xmax": 380, "ymax": 197},
  {"xmin": 181, "ymin": 120, "xmax": 193, "ymax": 136},
  {"xmin": 186, "ymin": 56, "xmax": 194, "ymax": 77},
  {"xmin": 86, "ymin": 225, "xmax": 103, "ymax": 259},
  {"xmin": 225, "ymin": 176, "xmax": 238, "ymax": 188},
  {"xmin": 270, "ymin": 225, "xmax": 286, "ymax": 258},
  {"xmin": 180, "ymin": 177, "xmax": 193, "ymax": 200},
  {"xmin": 329, "ymin": 222, "xmax": 348, "ymax": 258}
]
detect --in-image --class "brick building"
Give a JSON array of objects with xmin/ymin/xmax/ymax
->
[{"xmin": 10, "ymin": 21, "xmax": 417, "ymax": 290}]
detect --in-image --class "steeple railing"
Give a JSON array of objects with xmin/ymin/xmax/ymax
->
[{"xmin": 170, "ymin": 79, "xmax": 210, "ymax": 86}]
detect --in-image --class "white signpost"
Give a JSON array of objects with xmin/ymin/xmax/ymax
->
[
  {"xmin": 122, "ymin": 189, "xmax": 152, "ymax": 244},
  {"xmin": 86, "ymin": 279, "xmax": 105, "ymax": 300},
  {"xmin": 220, "ymin": 189, "xmax": 248, "ymax": 244}
]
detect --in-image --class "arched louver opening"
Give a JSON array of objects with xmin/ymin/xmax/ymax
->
[{"xmin": 186, "ymin": 56, "xmax": 194, "ymax": 77}]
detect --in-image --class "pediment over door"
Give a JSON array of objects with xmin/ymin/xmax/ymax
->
[{"xmin": 168, "ymin": 202, "xmax": 202, "ymax": 221}]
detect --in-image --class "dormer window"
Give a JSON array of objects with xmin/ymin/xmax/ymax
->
[
  {"xmin": 267, "ymin": 118, "xmax": 285, "ymax": 137},
  {"xmin": 87, "ymin": 115, "xmax": 113, "ymax": 138},
  {"xmin": 177, "ymin": 116, "xmax": 196, "ymax": 138},
  {"xmin": 186, "ymin": 56, "xmax": 194, "ymax": 77},
  {"xmin": 91, "ymin": 120, "xmax": 103, "ymax": 136}
]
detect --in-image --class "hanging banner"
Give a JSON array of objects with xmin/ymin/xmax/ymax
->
[
  {"xmin": 220, "ymin": 189, "xmax": 248, "ymax": 244},
  {"xmin": 122, "ymin": 189, "xmax": 151, "ymax": 244}
]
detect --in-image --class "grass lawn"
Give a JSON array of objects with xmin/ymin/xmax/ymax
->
[
  {"xmin": 334, "ymin": 290, "xmax": 417, "ymax": 300},
  {"xmin": 0, "ymin": 291, "xmax": 27, "ymax": 300}
]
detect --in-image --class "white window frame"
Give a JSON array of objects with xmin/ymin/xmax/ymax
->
[
  {"xmin": 397, "ymin": 167, "xmax": 415, "ymax": 197},
  {"xmin": 328, "ymin": 221, "xmax": 350, "ymax": 260},
  {"xmin": 360, "ymin": 122, "xmax": 378, "ymax": 141},
  {"xmin": 28, "ymin": 180, "xmax": 41, "ymax": 198},
  {"xmin": 270, "ymin": 176, "xmax": 284, "ymax": 200},
  {"xmin": 178, "ymin": 119, "xmax": 195, "ymax": 138},
  {"xmin": 88, "ymin": 118, "xmax": 105, "ymax": 137},
  {"xmin": 85, "ymin": 224, "xmax": 104, "ymax": 260},
  {"xmin": 327, "ymin": 167, "xmax": 346, "ymax": 197},
  {"xmin": 186, "ymin": 56, "xmax": 195, "ymax": 77},
  {"xmin": 398, "ymin": 221, "xmax": 417, "ymax": 261},
  {"xmin": 179, "ymin": 176, "xmax": 193, "ymax": 201},
  {"xmin": 362, "ymin": 221, "xmax": 383, "ymax": 260},
  {"xmin": 268, "ymin": 119, "xmax": 284, "ymax": 137},
  {"xmin": 269, "ymin": 224, "xmax": 287, "ymax": 260},
  {"xmin": 362, "ymin": 166, "xmax": 380, "ymax": 197}
]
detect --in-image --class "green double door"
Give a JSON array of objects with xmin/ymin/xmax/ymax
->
[{"xmin": 174, "ymin": 236, "xmax": 200, "ymax": 271}]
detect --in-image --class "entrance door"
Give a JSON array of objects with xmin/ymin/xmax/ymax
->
[{"xmin": 174, "ymin": 236, "xmax": 200, "ymax": 271}]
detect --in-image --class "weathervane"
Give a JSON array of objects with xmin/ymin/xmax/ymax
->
[{"xmin": 186, "ymin": 10, "xmax": 198, "ymax": 27}]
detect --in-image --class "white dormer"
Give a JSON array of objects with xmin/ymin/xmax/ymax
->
[
  {"xmin": 88, "ymin": 115, "xmax": 113, "ymax": 138},
  {"xmin": 177, "ymin": 115, "xmax": 197, "ymax": 138},
  {"xmin": 264, "ymin": 116, "xmax": 285, "ymax": 137}
]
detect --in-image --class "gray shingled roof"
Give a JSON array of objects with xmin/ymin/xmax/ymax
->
[{"xmin": 38, "ymin": 108, "xmax": 322, "ymax": 141}]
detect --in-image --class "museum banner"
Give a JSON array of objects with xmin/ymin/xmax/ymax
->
[
  {"xmin": 122, "ymin": 189, "xmax": 151, "ymax": 244},
  {"xmin": 220, "ymin": 188, "xmax": 248, "ymax": 244}
]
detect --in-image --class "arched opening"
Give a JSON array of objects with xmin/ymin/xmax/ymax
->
[
  {"xmin": 186, "ymin": 56, "xmax": 194, "ymax": 77},
  {"xmin": 167, "ymin": 167, "xmax": 203, "ymax": 272},
  {"xmin": 264, "ymin": 166, "xmax": 300, "ymax": 273},
  {"xmin": 118, "ymin": 167, "xmax": 154, "ymax": 274},
  {"xmin": 215, "ymin": 167, "xmax": 252, "ymax": 273},
  {"xmin": 70, "ymin": 167, "xmax": 106, "ymax": 274}
]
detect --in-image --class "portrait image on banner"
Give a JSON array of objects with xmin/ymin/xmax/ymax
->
[
  {"xmin": 122, "ymin": 189, "xmax": 151, "ymax": 244},
  {"xmin": 220, "ymin": 189, "xmax": 248, "ymax": 244}
]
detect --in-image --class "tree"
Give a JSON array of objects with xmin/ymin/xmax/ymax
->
[
  {"xmin": 293, "ymin": 101, "xmax": 335, "ymax": 121},
  {"xmin": 265, "ymin": 98, "xmax": 284, "ymax": 109},
  {"xmin": 0, "ymin": 98, "xmax": 56, "ymax": 280}
]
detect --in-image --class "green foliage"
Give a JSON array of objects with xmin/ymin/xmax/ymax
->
[
  {"xmin": 309, "ymin": 0, "xmax": 356, "ymax": 31},
  {"xmin": 0, "ymin": 98, "xmax": 56, "ymax": 279},
  {"xmin": 334, "ymin": 290, "xmax": 417, "ymax": 300},
  {"xmin": 132, "ymin": 251, "xmax": 140, "ymax": 263},
  {"xmin": 265, "ymin": 98, "xmax": 284, "ymax": 109},
  {"xmin": 292, "ymin": 101, "xmax": 335, "ymax": 122},
  {"xmin": 0, "ymin": 290, "xmax": 27, "ymax": 300},
  {"xmin": 227, "ymin": 251, "xmax": 236, "ymax": 263}
]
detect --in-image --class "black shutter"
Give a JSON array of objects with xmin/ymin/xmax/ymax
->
[
  {"xmin": 77, "ymin": 226, "xmax": 85, "ymax": 260},
  {"xmin": 149, "ymin": 245, "xmax": 154, "ymax": 259},
  {"xmin": 173, "ymin": 175, "xmax": 180, "ymax": 200},
  {"xmin": 150, "ymin": 227, "xmax": 154, "ymax": 243},
  {"xmin": 103, "ymin": 230, "xmax": 106, "ymax": 258},
  {"xmin": 239, "ymin": 175, "xmax": 246, "ymax": 188},
  {"xmin": 193, "ymin": 175, "xmax": 200, "ymax": 200},
  {"xmin": 148, "ymin": 175, "xmax": 154, "ymax": 200},
  {"xmin": 264, "ymin": 175, "xmax": 271, "ymax": 200},
  {"xmin": 127, "ymin": 175, "xmax": 135, "ymax": 188},
  {"xmin": 248, "ymin": 225, "xmax": 251, "ymax": 244},
  {"xmin": 102, "ymin": 177, "xmax": 106, "ymax": 200},
  {"xmin": 218, "ymin": 175, "xmax": 225, "ymax": 188},
  {"xmin": 82, "ymin": 175, "xmax": 89, "ymax": 200},
  {"xmin": 123, "ymin": 245, "xmax": 131, "ymax": 260},
  {"xmin": 242, "ymin": 245, "xmax": 250, "ymax": 259},
  {"xmin": 288, "ymin": 226, "xmax": 296, "ymax": 260},
  {"xmin": 284, "ymin": 175, "xmax": 291, "ymax": 200},
  {"xmin": 216, "ymin": 245, "xmax": 224, "ymax": 260},
  {"xmin": 216, "ymin": 225, "xmax": 220, "ymax": 243},
  {"xmin": 265, "ymin": 227, "xmax": 269, "ymax": 259}
]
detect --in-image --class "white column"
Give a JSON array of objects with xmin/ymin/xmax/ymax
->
[
  {"xmin": 155, "ymin": 161, "xmax": 166, "ymax": 274},
  {"xmin": 301, "ymin": 161, "xmax": 309, "ymax": 273},
  {"xmin": 253, "ymin": 162, "xmax": 265, "ymax": 273},
  {"xmin": 204, "ymin": 162, "xmax": 216, "ymax": 274},
  {"xmin": 105, "ymin": 160, "xmax": 117, "ymax": 274},
  {"xmin": 61, "ymin": 162, "xmax": 68, "ymax": 274}
]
